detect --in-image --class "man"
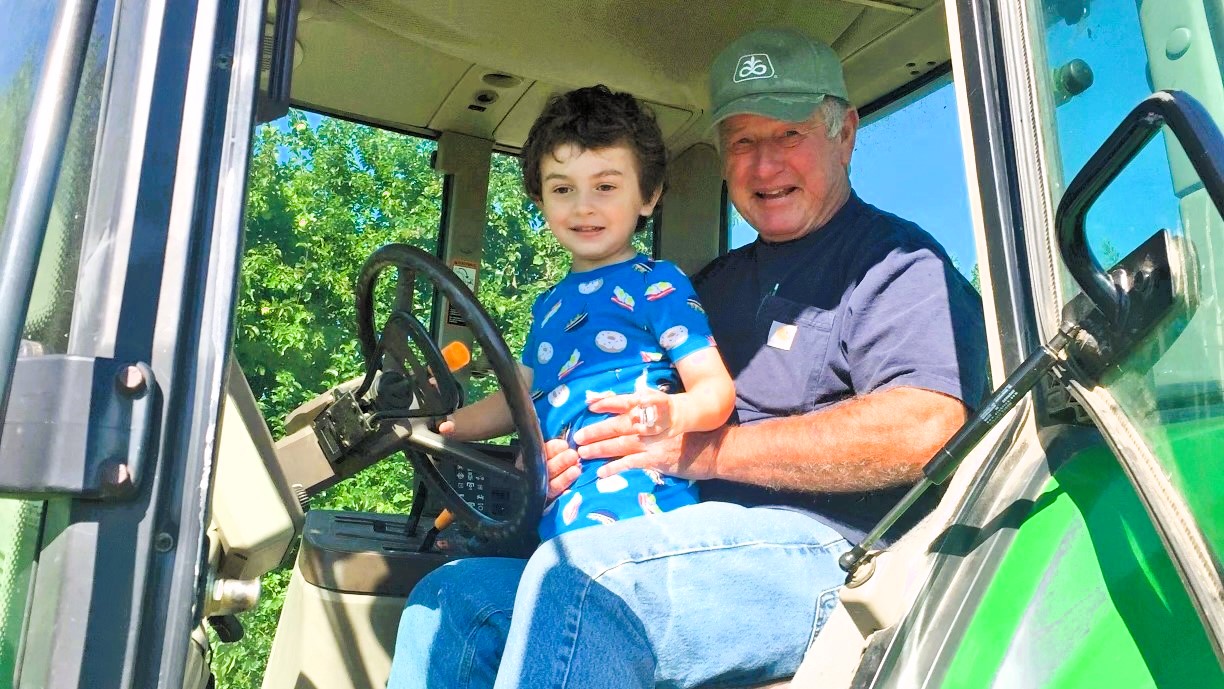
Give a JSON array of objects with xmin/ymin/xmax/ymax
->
[{"xmin": 388, "ymin": 27, "xmax": 987, "ymax": 689}]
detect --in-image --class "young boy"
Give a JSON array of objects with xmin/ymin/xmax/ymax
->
[{"xmin": 440, "ymin": 85, "xmax": 734, "ymax": 540}]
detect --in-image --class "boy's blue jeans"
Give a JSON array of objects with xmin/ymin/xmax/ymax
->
[{"xmin": 386, "ymin": 502, "xmax": 851, "ymax": 689}]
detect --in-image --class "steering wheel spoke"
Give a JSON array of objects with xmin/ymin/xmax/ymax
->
[{"xmin": 403, "ymin": 424, "xmax": 526, "ymax": 487}]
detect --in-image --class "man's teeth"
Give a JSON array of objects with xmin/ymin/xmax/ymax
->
[{"xmin": 757, "ymin": 188, "xmax": 792, "ymax": 199}]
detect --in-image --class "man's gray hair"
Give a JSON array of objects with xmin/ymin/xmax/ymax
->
[
  {"xmin": 816, "ymin": 97, "xmax": 850, "ymax": 139},
  {"xmin": 715, "ymin": 96, "xmax": 852, "ymax": 154}
]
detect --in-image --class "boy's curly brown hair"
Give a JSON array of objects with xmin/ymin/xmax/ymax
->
[{"xmin": 521, "ymin": 85, "xmax": 666, "ymax": 231}]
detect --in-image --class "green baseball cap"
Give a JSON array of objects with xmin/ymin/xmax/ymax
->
[{"xmin": 709, "ymin": 28, "xmax": 848, "ymax": 125}]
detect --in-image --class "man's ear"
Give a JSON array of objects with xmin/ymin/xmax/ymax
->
[{"xmin": 839, "ymin": 108, "xmax": 860, "ymax": 166}]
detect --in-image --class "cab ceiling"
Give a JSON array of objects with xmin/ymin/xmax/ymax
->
[{"xmin": 282, "ymin": 0, "xmax": 949, "ymax": 154}]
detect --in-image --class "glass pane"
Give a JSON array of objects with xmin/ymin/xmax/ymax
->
[
  {"xmin": 724, "ymin": 81, "xmax": 978, "ymax": 289},
  {"xmin": 0, "ymin": 4, "xmax": 117, "ymax": 684},
  {"xmin": 1032, "ymin": 0, "xmax": 1224, "ymax": 582},
  {"xmin": 1040, "ymin": 1, "xmax": 1182, "ymax": 263},
  {"xmin": 234, "ymin": 109, "xmax": 441, "ymax": 437},
  {"xmin": 0, "ymin": 499, "xmax": 40, "ymax": 683},
  {"xmin": 2, "ymin": 1, "xmax": 117, "ymax": 354},
  {"xmin": 216, "ymin": 110, "xmax": 444, "ymax": 687},
  {"xmin": 726, "ymin": 202, "xmax": 753, "ymax": 251}
]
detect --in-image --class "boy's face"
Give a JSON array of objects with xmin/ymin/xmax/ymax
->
[{"xmin": 537, "ymin": 144, "xmax": 660, "ymax": 272}]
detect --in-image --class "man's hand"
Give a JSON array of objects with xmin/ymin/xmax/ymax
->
[
  {"xmin": 571, "ymin": 400, "xmax": 720, "ymax": 481},
  {"xmin": 590, "ymin": 389, "xmax": 674, "ymax": 437},
  {"xmin": 543, "ymin": 438, "xmax": 581, "ymax": 500}
]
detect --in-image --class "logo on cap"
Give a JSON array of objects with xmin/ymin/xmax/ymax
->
[{"xmin": 733, "ymin": 54, "xmax": 774, "ymax": 83}]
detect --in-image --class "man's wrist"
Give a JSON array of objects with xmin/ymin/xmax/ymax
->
[{"xmin": 678, "ymin": 425, "xmax": 729, "ymax": 480}]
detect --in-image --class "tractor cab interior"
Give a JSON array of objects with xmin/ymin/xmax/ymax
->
[
  {"xmin": 10, "ymin": 0, "xmax": 1224, "ymax": 687},
  {"xmin": 205, "ymin": 0, "xmax": 1209, "ymax": 685},
  {"xmin": 207, "ymin": 1, "xmax": 995, "ymax": 688}
]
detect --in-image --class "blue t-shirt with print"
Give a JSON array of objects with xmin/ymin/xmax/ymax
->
[{"xmin": 522, "ymin": 254, "xmax": 716, "ymax": 540}]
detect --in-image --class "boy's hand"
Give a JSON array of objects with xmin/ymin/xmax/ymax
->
[
  {"xmin": 544, "ymin": 437, "xmax": 581, "ymax": 500},
  {"xmin": 437, "ymin": 416, "xmax": 456, "ymax": 436},
  {"xmin": 587, "ymin": 390, "xmax": 674, "ymax": 437}
]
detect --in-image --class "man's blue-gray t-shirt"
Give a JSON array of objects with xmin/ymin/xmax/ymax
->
[{"xmin": 693, "ymin": 193, "xmax": 988, "ymax": 543}]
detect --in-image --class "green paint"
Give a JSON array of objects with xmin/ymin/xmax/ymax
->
[
  {"xmin": 940, "ymin": 441, "xmax": 1221, "ymax": 688},
  {"xmin": 0, "ymin": 499, "xmax": 41, "ymax": 689}
]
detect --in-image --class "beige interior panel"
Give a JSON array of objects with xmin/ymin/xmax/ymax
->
[
  {"xmin": 433, "ymin": 131, "xmax": 494, "ymax": 380},
  {"xmin": 843, "ymin": 2, "xmax": 950, "ymax": 109},
  {"xmin": 428, "ymin": 64, "xmax": 533, "ymax": 139},
  {"xmin": 494, "ymin": 83, "xmax": 699, "ymax": 151},
  {"xmin": 183, "ymin": 626, "xmax": 213, "ymax": 689},
  {"xmin": 493, "ymin": 82, "xmax": 558, "ymax": 146},
  {"xmin": 287, "ymin": 0, "xmax": 948, "ymax": 151},
  {"xmin": 262, "ymin": 567, "xmax": 407, "ymax": 689},
  {"xmin": 211, "ymin": 360, "xmax": 304, "ymax": 580},
  {"xmin": 290, "ymin": 2, "xmax": 472, "ymax": 131},
  {"xmin": 659, "ymin": 143, "xmax": 724, "ymax": 275}
]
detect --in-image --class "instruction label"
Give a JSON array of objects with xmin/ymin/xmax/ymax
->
[{"xmin": 446, "ymin": 259, "xmax": 480, "ymax": 327}]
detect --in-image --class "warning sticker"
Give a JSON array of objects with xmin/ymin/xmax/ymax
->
[{"xmin": 446, "ymin": 259, "xmax": 480, "ymax": 326}]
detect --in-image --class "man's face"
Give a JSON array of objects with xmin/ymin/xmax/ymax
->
[
  {"xmin": 537, "ymin": 144, "xmax": 660, "ymax": 272},
  {"xmin": 720, "ymin": 109, "xmax": 858, "ymax": 243}
]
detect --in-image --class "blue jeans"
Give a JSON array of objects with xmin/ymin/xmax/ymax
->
[{"xmin": 386, "ymin": 502, "xmax": 851, "ymax": 689}]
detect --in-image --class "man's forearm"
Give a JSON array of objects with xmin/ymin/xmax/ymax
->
[{"xmin": 686, "ymin": 387, "xmax": 968, "ymax": 493}]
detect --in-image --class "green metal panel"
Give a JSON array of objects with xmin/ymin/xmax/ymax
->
[
  {"xmin": 0, "ymin": 500, "xmax": 40, "ymax": 688},
  {"xmin": 939, "ymin": 437, "xmax": 1221, "ymax": 687}
]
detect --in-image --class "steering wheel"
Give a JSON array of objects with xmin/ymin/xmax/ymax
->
[{"xmin": 353, "ymin": 244, "xmax": 546, "ymax": 546}]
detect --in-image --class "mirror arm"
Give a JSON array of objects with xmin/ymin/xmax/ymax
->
[{"xmin": 1057, "ymin": 90, "xmax": 1224, "ymax": 323}]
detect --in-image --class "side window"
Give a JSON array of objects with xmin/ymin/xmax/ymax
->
[
  {"xmin": 1031, "ymin": 0, "xmax": 1224, "ymax": 569},
  {"xmin": 4, "ymin": 1, "xmax": 117, "ymax": 354},
  {"xmin": 1040, "ymin": 2, "xmax": 1180, "ymax": 266},
  {"xmin": 214, "ymin": 109, "xmax": 445, "ymax": 686},
  {"xmin": 235, "ymin": 109, "xmax": 442, "ymax": 439},
  {"xmin": 723, "ymin": 80, "xmax": 978, "ymax": 287},
  {"xmin": 1, "ymin": 2, "xmax": 117, "ymax": 677}
]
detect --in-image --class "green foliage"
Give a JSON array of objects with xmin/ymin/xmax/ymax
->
[
  {"xmin": 234, "ymin": 111, "xmax": 444, "ymax": 430},
  {"xmin": 214, "ymin": 111, "xmax": 446, "ymax": 687},
  {"xmin": 213, "ymin": 112, "xmax": 582, "ymax": 686}
]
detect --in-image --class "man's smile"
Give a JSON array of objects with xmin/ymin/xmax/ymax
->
[{"xmin": 754, "ymin": 186, "xmax": 799, "ymax": 200}]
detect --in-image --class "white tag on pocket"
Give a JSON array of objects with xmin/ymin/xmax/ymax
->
[{"xmin": 767, "ymin": 321, "xmax": 798, "ymax": 350}]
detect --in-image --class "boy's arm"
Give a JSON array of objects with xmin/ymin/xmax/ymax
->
[
  {"xmin": 440, "ymin": 364, "xmax": 534, "ymax": 442},
  {"xmin": 665, "ymin": 348, "xmax": 735, "ymax": 434}
]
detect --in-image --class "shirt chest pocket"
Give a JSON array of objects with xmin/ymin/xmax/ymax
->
[{"xmin": 738, "ymin": 296, "xmax": 836, "ymax": 415}]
